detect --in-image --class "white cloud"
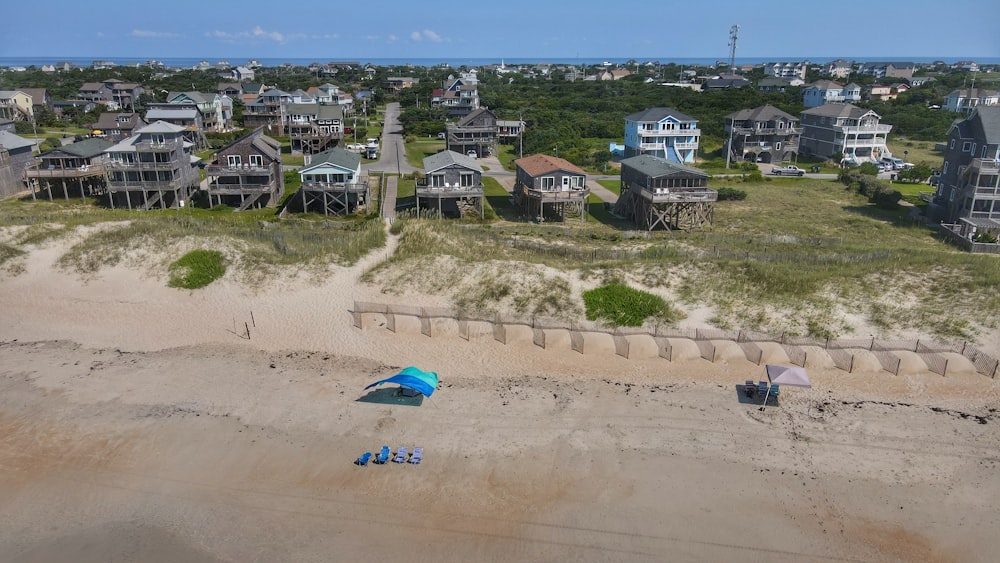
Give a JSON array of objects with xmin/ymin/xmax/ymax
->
[
  {"xmin": 410, "ymin": 31, "xmax": 422, "ymax": 41},
  {"xmin": 366, "ymin": 35, "xmax": 380, "ymax": 41},
  {"xmin": 208, "ymin": 26, "xmax": 286, "ymax": 44},
  {"xmin": 252, "ymin": 26, "xmax": 284, "ymax": 43},
  {"xmin": 423, "ymin": 30, "xmax": 442, "ymax": 42},
  {"xmin": 387, "ymin": 34, "xmax": 397, "ymax": 43},
  {"xmin": 131, "ymin": 29, "xmax": 179, "ymax": 39}
]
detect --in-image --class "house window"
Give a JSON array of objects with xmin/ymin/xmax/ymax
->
[
  {"xmin": 983, "ymin": 146, "xmax": 989, "ymax": 159},
  {"xmin": 227, "ymin": 155, "xmax": 241, "ymax": 166},
  {"xmin": 540, "ymin": 176, "xmax": 555, "ymax": 190},
  {"xmin": 971, "ymin": 143, "xmax": 977, "ymax": 155},
  {"xmin": 943, "ymin": 162, "xmax": 949, "ymax": 175},
  {"xmin": 460, "ymin": 172, "xmax": 475, "ymax": 187},
  {"xmin": 571, "ymin": 176, "xmax": 585, "ymax": 188},
  {"xmin": 431, "ymin": 174, "xmax": 445, "ymax": 187},
  {"xmin": 249, "ymin": 154, "xmax": 263, "ymax": 167},
  {"xmin": 963, "ymin": 142, "xmax": 972, "ymax": 152},
  {"xmin": 950, "ymin": 139, "xmax": 955, "ymax": 149},
  {"xmin": 152, "ymin": 134, "xmax": 165, "ymax": 144}
]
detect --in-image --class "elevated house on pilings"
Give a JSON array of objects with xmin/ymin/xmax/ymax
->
[
  {"xmin": 513, "ymin": 154, "xmax": 590, "ymax": 223},
  {"xmin": 417, "ymin": 150, "xmax": 484, "ymax": 218},
  {"xmin": 24, "ymin": 137, "xmax": 113, "ymax": 201},
  {"xmin": 724, "ymin": 104, "xmax": 800, "ymax": 164},
  {"xmin": 286, "ymin": 103, "xmax": 344, "ymax": 155},
  {"xmin": 445, "ymin": 108, "xmax": 497, "ymax": 158},
  {"xmin": 204, "ymin": 128, "xmax": 283, "ymax": 211},
  {"xmin": 614, "ymin": 154, "xmax": 717, "ymax": 231},
  {"xmin": 103, "ymin": 121, "xmax": 201, "ymax": 210},
  {"xmin": 296, "ymin": 147, "xmax": 369, "ymax": 215}
]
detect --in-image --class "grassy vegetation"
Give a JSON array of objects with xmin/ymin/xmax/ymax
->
[
  {"xmin": 597, "ymin": 180, "xmax": 621, "ymax": 195},
  {"xmin": 366, "ymin": 177, "xmax": 1000, "ymax": 341},
  {"xmin": 496, "ymin": 144, "xmax": 519, "ymax": 171},
  {"xmin": 281, "ymin": 153, "xmax": 306, "ymax": 167},
  {"xmin": 583, "ymin": 283, "xmax": 681, "ymax": 327},
  {"xmin": 887, "ymin": 138, "xmax": 943, "ymax": 166},
  {"xmin": 168, "ymin": 249, "xmax": 226, "ymax": 289},
  {"xmin": 4, "ymin": 166, "xmax": 998, "ymax": 342},
  {"xmin": 404, "ymin": 139, "xmax": 446, "ymax": 168}
]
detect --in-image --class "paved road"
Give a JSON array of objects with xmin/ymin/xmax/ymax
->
[{"xmin": 363, "ymin": 102, "xmax": 417, "ymax": 175}]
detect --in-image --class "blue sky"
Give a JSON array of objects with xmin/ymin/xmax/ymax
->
[{"xmin": 3, "ymin": 0, "xmax": 998, "ymax": 60}]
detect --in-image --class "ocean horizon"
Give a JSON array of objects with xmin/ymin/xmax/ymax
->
[{"xmin": 2, "ymin": 55, "xmax": 998, "ymax": 69}]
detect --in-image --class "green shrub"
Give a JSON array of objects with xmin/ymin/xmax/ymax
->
[
  {"xmin": 858, "ymin": 162, "xmax": 880, "ymax": 176},
  {"xmin": 743, "ymin": 170, "xmax": 764, "ymax": 183},
  {"xmin": 583, "ymin": 283, "xmax": 677, "ymax": 327},
  {"xmin": 716, "ymin": 187, "xmax": 747, "ymax": 201},
  {"xmin": 168, "ymin": 249, "xmax": 226, "ymax": 289}
]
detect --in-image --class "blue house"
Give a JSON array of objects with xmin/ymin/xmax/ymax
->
[{"xmin": 623, "ymin": 107, "xmax": 701, "ymax": 164}]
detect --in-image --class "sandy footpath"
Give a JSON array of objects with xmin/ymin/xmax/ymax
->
[{"xmin": 0, "ymin": 231, "xmax": 998, "ymax": 561}]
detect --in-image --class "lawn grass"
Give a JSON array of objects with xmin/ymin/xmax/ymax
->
[
  {"xmin": 597, "ymin": 179, "xmax": 621, "ymax": 195},
  {"xmin": 404, "ymin": 139, "xmax": 445, "ymax": 169},
  {"xmin": 281, "ymin": 153, "xmax": 305, "ymax": 167},
  {"xmin": 168, "ymin": 249, "xmax": 226, "ymax": 289},
  {"xmin": 887, "ymin": 138, "xmax": 944, "ymax": 167},
  {"xmin": 496, "ymin": 144, "xmax": 519, "ymax": 171}
]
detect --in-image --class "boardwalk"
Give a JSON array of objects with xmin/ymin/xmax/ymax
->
[{"xmin": 381, "ymin": 175, "xmax": 398, "ymax": 221}]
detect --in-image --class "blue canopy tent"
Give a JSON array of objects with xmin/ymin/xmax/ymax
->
[{"xmin": 364, "ymin": 366, "xmax": 439, "ymax": 398}]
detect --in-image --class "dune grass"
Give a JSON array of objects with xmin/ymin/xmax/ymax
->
[
  {"xmin": 168, "ymin": 249, "xmax": 226, "ymax": 289},
  {"xmin": 583, "ymin": 283, "xmax": 680, "ymax": 327}
]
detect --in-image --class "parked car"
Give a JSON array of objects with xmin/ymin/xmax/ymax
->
[
  {"xmin": 467, "ymin": 150, "xmax": 478, "ymax": 159},
  {"xmin": 436, "ymin": 132, "xmax": 446, "ymax": 139},
  {"xmin": 770, "ymin": 165, "xmax": 806, "ymax": 176}
]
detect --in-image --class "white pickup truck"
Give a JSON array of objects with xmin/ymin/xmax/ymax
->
[{"xmin": 770, "ymin": 165, "xmax": 806, "ymax": 176}]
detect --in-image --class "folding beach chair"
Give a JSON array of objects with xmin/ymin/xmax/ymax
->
[
  {"xmin": 744, "ymin": 380, "xmax": 756, "ymax": 398},
  {"xmin": 376, "ymin": 445, "xmax": 390, "ymax": 464},
  {"xmin": 758, "ymin": 381, "xmax": 769, "ymax": 398},
  {"xmin": 393, "ymin": 446, "xmax": 409, "ymax": 463},
  {"xmin": 355, "ymin": 452, "xmax": 372, "ymax": 466},
  {"xmin": 770, "ymin": 384, "xmax": 780, "ymax": 400},
  {"xmin": 408, "ymin": 447, "xmax": 423, "ymax": 465}
]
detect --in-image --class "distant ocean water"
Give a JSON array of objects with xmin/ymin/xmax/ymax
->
[{"xmin": 2, "ymin": 56, "xmax": 998, "ymax": 69}]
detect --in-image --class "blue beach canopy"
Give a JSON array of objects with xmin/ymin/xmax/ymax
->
[{"xmin": 364, "ymin": 366, "xmax": 439, "ymax": 397}]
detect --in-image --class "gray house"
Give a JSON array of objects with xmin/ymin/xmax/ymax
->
[
  {"xmin": 0, "ymin": 130, "xmax": 35, "ymax": 199},
  {"xmin": 23, "ymin": 137, "xmax": 113, "ymax": 201},
  {"xmin": 931, "ymin": 107, "xmax": 1000, "ymax": 236},
  {"xmin": 614, "ymin": 155, "xmax": 716, "ymax": 231},
  {"xmin": 513, "ymin": 154, "xmax": 589, "ymax": 222},
  {"xmin": 725, "ymin": 104, "xmax": 801, "ymax": 164},
  {"xmin": 205, "ymin": 128, "xmax": 283, "ymax": 210},
  {"xmin": 417, "ymin": 150, "xmax": 484, "ymax": 218},
  {"xmin": 103, "ymin": 121, "xmax": 200, "ymax": 210},
  {"xmin": 445, "ymin": 108, "xmax": 497, "ymax": 158}
]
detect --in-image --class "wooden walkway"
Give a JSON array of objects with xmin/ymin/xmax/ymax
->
[{"xmin": 382, "ymin": 175, "xmax": 398, "ymax": 221}]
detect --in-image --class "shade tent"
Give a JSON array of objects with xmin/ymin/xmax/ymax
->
[
  {"xmin": 766, "ymin": 365, "xmax": 812, "ymax": 388},
  {"xmin": 760, "ymin": 365, "xmax": 811, "ymax": 411},
  {"xmin": 364, "ymin": 366, "xmax": 439, "ymax": 398}
]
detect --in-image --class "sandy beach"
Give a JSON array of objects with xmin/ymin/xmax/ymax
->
[{"xmin": 1, "ymin": 229, "xmax": 999, "ymax": 562}]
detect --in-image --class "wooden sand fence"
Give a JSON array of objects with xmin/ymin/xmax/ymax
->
[{"xmin": 350, "ymin": 302, "xmax": 997, "ymax": 377}]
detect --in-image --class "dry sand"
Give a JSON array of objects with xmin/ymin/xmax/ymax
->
[{"xmin": 0, "ymin": 230, "xmax": 999, "ymax": 562}]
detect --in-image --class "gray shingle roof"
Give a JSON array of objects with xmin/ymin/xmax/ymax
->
[
  {"xmin": 137, "ymin": 121, "xmax": 187, "ymax": 134},
  {"xmin": 285, "ymin": 103, "xmax": 343, "ymax": 119},
  {"xmin": 801, "ymin": 102, "xmax": 876, "ymax": 120},
  {"xmin": 625, "ymin": 107, "xmax": 696, "ymax": 123},
  {"xmin": 726, "ymin": 104, "xmax": 797, "ymax": 122},
  {"xmin": 301, "ymin": 147, "xmax": 360, "ymax": 172},
  {"xmin": 0, "ymin": 130, "xmax": 34, "ymax": 151},
  {"xmin": 146, "ymin": 108, "xmax": 199, "ymax": 120},
  {"xmin": 423, "ymin": 150, "xmax": 483, "ymax": 173},
  {"xmin": 620, "ymin": 154, "xmax": 708, "ymax": 179},
  {"xmin": 44, "ymin": 137, "xmax": 113, "ymax": 158},
  {"xmin": 968, "ymin": 107, "xmax": 1000, "ymax": 146}
]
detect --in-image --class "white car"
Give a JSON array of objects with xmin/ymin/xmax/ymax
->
[{"xmin": 467, "ymin": 150, "xmax": 478, "ymax": 159}]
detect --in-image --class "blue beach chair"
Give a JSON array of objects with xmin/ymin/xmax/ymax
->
[
  {"xmin": 376, "ymin": 445, "xmax": 390, "ymax": 464},
  {"xmin": 355, "ymin": 452, "xmax": 372, "ymax": 466}
]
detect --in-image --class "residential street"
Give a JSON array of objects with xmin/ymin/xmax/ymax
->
[{"xmin": 362, "ymin": 102, "xmax": 416, "ymax": 175}]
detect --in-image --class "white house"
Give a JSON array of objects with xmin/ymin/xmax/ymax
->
[
  {"xmin": 943, "ymin": 88, "xmax": 999, "ymax": 114},
  {"xmin": 799, "ymin": 103, "xmax": 892, "ymax": 165}
]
